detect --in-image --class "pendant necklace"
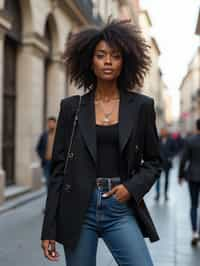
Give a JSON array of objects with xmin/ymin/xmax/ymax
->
[{"xmin": 98, "ymin": 99, "xmax": 119, "ymax": 124}]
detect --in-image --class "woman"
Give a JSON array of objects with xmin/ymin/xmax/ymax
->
[{"xmin": 41, "ymin": 20, "xmax": 161, "ymax": 266}]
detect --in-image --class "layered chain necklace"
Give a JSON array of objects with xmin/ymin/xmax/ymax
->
[{"xmin": 95, "ymin": 94, "xmax": 119, "ymax": 125}]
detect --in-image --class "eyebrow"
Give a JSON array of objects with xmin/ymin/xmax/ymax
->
[{"xmin": 95, "ymin": 49, "xmax": 121, "ymax": 53}]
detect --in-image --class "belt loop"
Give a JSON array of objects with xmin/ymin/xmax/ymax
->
[{"xmin": 108, "ymin": 178, "xmax": 111, "ymax": 191}]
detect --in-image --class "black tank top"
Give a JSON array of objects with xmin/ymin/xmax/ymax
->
[{"xmin": 96, "ymin": 123, "xmax": 120, "ymax": 177}]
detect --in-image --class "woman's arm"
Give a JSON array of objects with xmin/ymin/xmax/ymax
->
[
  {"xmin": 41, "ymin": 99, "xmax": 69, "ymax": 240},
  {"xmin": 123, "ymin": 99, "xmax": 162, "ymax": 205}
]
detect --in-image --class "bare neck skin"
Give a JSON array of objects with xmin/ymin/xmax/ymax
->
[{"xmin": 95, "ymin": 80, "xmax": 119, "ymax": 100}]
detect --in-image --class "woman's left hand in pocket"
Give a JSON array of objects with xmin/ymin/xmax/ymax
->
[{"xmin": 102, "ymin": 184, "xmax": 131, "ymax": 203}]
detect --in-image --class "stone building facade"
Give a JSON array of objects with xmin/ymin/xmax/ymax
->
[
  {"xmin": 0, "ymin": 0, "xmax": 112, "ymax": 203},
  {"xmin": 179, "ymin": 8, "xmax": 200, "ymax": 134},
  {"xmin": 179, "ymin": 47, "xmax": 200, "ymax": 134},
  {"xmin": 0, "ymin": 0, "xmax": 139, "ymax": 203},
  {"xmin": 139, "ymin": 9, "xmax": 166, "ymax": 129}
]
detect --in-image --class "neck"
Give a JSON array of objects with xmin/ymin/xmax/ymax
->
[{"xmin": 95, "ymin": 80, "xmax": 119, "ymax": 99}]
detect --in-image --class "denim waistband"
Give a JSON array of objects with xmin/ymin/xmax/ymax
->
[{"xmin": 96, "ymin": 177, "xmax": 121, "ymax": 191}]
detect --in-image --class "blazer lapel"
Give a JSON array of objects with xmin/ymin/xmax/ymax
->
[
  {"xmin": 78, "ymin": 89, "xmax": 140, "ymax": 164},
  {"xmin": 78, "ymin": 90, "xmax": 97, "ymax": 164},
  {"xmin": 119, "ymin": 90, "xmax": 139, "ymax": 153}
]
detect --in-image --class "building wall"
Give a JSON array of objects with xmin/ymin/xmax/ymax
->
[
  {"xmin": 138, "ymin": 9, "xmax": 167, "ymax": 129},
  {"xmin": 0, "ymin": 28, "xmax": 6, "ymax": 202},
  {"xmin": 0, "ymin": 0, "xmax": 102, "ymax": 203},
  {"xmin": 180, "ymin": 48, "xmax": 200, "ymax": 134}
]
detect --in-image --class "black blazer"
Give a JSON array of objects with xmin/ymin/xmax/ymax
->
[
  {"xmin": 179, "ymin": 134, "xmax": 200, "ymax": 182},
  {"xmin": 41, "ymin": 89, "xmax": 162, "ymax": 248},
  {"xmin": 159, "ymin": 136, "xmax": 176, "ymax": 171}
]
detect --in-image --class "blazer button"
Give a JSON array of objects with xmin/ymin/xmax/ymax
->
[
  {"xmin": 64, "ymin": 184, "xmax": 72, "ymax": 192},
  {"xmin": 68, "ymin": 152, "xmax": 74, "ymax": 159}
]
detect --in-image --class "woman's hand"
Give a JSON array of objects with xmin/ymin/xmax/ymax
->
[
  {"xmin": 102, "ymin": 184, "xmax": 131, "ymax": 203},
  {"xmin": 41, "ymin": 240, "xmax": 60, "ymax": 261}
]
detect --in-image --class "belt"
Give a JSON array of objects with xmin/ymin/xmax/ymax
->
[{"xmin": 96, "ymin": 177, "xmax": 121, "ymax": 191}]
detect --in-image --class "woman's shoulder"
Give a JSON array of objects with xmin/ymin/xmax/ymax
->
[
  {"xmin": 61, "ymin": 95, "xmax": 81, "ymax": 108},
  {"xmin": 128, "ymin": 90, "xmax": 154, "ymax": 105}
]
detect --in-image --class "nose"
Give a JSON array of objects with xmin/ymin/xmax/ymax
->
[{"xmin": 105, "ymin": 54, "xmax": 112, "ymax": 64}]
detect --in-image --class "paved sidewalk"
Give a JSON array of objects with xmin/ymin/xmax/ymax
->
[
  {"xmin": 0, "ymin": 159, "xmax": 200, "ymax": 265},
  {"xmin": 146, "ymin": 160, "xmax": 200, "ymax": 266}
]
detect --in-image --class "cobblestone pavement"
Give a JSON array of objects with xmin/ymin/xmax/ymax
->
[{"xmin": 0, "ymin": 158, "xmax": 200, "ymax": 266}]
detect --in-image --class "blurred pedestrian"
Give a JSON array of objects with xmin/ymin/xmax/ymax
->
[
  {"xmin": 155, "ymin": 128, "xmax": 176, "ymax": 201},
  {"xmin": 179, "ymin": 118, "xmax": 200, "ymax": 246},
  {"xmin": 41, "ymin": 20, "xmax": 161, "ymax": 265},
  {"xmin": 171, "ymin": 131, "xmax": 184, "ymax": 155},
  {"xmin": 36, "ymin": 117, "xmax": 57, "ymax": 188}
]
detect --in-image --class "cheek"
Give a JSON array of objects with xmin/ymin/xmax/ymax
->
[
  {"xmin": 92, "ymin": 65, "xmax": 100, "ymax": 77},
  {"xmin": 115, "ymin": 61, "xmax": 123, "ymax": 76},
  {"xmin": 92, "ymin": 59, "xmax": 102, "ymax": 74}
]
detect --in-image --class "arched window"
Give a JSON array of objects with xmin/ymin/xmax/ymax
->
[{"xmin": 3, "ymin": 0, "xmax": 22, "ymax": 186}]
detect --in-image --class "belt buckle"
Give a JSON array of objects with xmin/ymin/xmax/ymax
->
[{"xmin": 96, "ymin": 178, "xmax": 103, "ymax": 189}]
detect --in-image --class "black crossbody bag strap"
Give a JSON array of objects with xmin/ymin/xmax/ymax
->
[{"xmin": 64, "ymin": 95, "xmax": 82, "ymax": 175}]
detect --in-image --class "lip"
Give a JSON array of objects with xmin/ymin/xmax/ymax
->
[{"xmin": 103, "ymin": 69, "xmax": 113, "ymax": 74}]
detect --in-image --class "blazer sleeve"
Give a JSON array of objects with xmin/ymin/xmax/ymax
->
[
  {"xmin": 123, "ymin": 99, "xmax": 162, "ymax": 205},
  {"xmin": 41, "ymin": 99, "xmax": 69, "ymax": 240}
]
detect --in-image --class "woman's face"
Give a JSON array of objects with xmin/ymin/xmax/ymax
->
[{"xmin": 92, "ymin": 40, "xmax": 123, "ymax": 81}]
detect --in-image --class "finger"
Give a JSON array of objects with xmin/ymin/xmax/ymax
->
[
  {"xmin": 50, "ymin": 240, "xmax": 55, "ymax": 252},
  {"xmin": 49, "ymin": 241, "xmax": 59, "ymax": 259},
  {"xmin": 42, "ymin": 242, "xmax": 59, "ymax": 261},
  {"xmin": 48, "ymin": 250, "xmax": 60, "ymax": 260},
  {"xmin": 114, "ymin": 193, "xmax": 125, "ymax": 202},
  {"xmin": 114, "ymin": 191, "xmax": 129, "ymax": 203},
  {"xmin": 102, "ymin": 187, "xmax": 118, "ymax": 197},
  {"xmin": 42, "ymin": 241, "xmax": 49, "ymax": 257},
  {"xmin": 46, "ymin": 249, "xmax": 59, "ymax": 261}
]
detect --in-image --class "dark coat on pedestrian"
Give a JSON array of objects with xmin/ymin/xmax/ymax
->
[
  {"xmin": 36, "ymin": 131, "xmax": 48, "ymax": 167},
  {"xmin": 159, "ymin": 136, "xmax": 176, "ymax": 171},
  {"xmin": 41, "ymin": 89, "xmax": 162, "ymax": 249},
  {"xmin": 179, "ymin": 134, "xmax": 200, "ymax": 182}
]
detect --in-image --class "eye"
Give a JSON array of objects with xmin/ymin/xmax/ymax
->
[
  {"xmin": 95, "ymin": 54, "xmax": 104, "ymax": 59},
  {"xmin": 112, "ymin": 54, "xmax": 121, "ymax": 59}
]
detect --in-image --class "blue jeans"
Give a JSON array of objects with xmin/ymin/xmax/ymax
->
[
  {"xmin": 156, "ymin": 169, "xmax": 170, "ymax": 196},
  {"xmin": 64, "ymin": 187, "xmax": 153, "ymax": 266},
  {"xmin": 188, "ymin": 181, "xmax": 200, "ymax": 232}
]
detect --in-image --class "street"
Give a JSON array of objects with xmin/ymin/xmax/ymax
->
[{"xmin": 0, "ymin": 159, "xmax": 200, "ymax": 266}]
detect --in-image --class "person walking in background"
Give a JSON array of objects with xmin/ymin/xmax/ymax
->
[
  {"xmin": 36, "ymin": 117, "xmax": 57, "ymax": 188},
  {"xmin": 155, "ymin": 128, "xmax": 176, "ymax": 201},
  {"xmin": 171, "ymin": 131, "xmax": 184, "ymax": 156},
  {"xmin": 179, "ymin": 118, "xmax": 200, "ymax": 246},
  {"xmin": 41, "ymin": 20, "xmax": 161, "ymax": 266}
]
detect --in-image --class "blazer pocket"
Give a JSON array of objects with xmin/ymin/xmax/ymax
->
[{"xmin": 63, "ymin": 183, "xmax": 72, "ymax": 192}]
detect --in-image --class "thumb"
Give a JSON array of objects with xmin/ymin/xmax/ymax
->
[
  {"xmin": 102, "ymin": 187, "xmax": 118, "ymax": 198},
  {"xmin": 49, "ymin": 240, "xmax": 56, "ymax": 255}
]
